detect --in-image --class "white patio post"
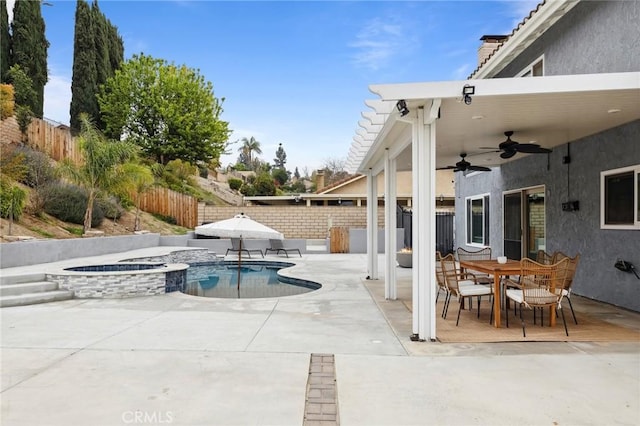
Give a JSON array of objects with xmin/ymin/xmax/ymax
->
[
  {"xmin": 412, "ymin": 101, "xmax": 439, "ymax": 341},
  {"xmin": 366, "ymin": 169, "xmax": 379, "ymax": 280},
  {"xmin": 384, "ymin": 149, "xmax": 397, "ymax": 299}
]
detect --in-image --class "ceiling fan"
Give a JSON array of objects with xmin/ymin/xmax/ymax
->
[
  {"xmin": 482, "ymin": 131, "xmax": 552, "ymax": 159},
  {"xmin": 438, "ymin": 153, "xmax": 491, "ymax": 173}
]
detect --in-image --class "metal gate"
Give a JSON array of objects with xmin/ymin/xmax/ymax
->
[{"xmin": 397, "ymin": 207, "xmax": 454, "ymax": 255}]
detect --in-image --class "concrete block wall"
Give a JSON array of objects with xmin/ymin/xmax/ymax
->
[
  {"xmin": 198, "ymin": 205, "xmax": 385, "ymax": 239},
  {"xmin": 0, "ymin": 117, "xmax": 22, "ymax": 144}
]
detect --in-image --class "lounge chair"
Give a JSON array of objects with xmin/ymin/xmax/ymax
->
[
  {"xmin": 226, "ymin": 238, "xmax": 264, "ymax": 258},
  {"xmin": 265, "ymin": 239, "xmax": 302, "ymax": 258}
]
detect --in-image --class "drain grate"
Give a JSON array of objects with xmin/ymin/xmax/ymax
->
[{"xmin": 303, "ymin": 353, "xmax": 339, "ymax": 425}]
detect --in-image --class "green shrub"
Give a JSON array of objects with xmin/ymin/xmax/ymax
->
[
  {"xmin": 97, "ymin": 196, "xmax": 124, "ymax": 220},
  {"xmin": 239, "ymin": 183, "xmax": 256, "ymax": 196},
  {"xmin": 228, "ymin": 178, "xmax": 242, "ymax": 191},
  {"xmin": 43, "ymin": 183, "xmax": 104, "ymax": 227},
  {"xmin": 13, "ymin": 146, "xmax": 56, "ymax": 188},
  {"xmin": 0, "ymin": 177, "xmax": 27, "ymax": 220},
  {"xmin": 151, "ymin": 212, "xmax": 177, "ymax": 225}
]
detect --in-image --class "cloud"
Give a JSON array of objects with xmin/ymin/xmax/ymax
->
[
  {"xmin": 43, "ymin": 74, "xmax": 71, "ymax": 126},
  {"xmin": 349, "ymin": 17, "xmax": 410, "ymax": 71}
]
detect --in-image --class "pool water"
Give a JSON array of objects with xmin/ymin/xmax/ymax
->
[{"xmin": 184, "ymin": 261, "xmax": 320, "ymax": 299}]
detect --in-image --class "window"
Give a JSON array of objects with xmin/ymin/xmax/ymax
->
[
  {"xmin": 601, "ymin": 165, "xmax": 640, "ymax": 229},
  {"xmin": 518, "ymin": 56, "xmax": 544, "ymax": 77},
  {"xmin": 466, "ymin": 194, "xmax": 490, "ymax": 246}
]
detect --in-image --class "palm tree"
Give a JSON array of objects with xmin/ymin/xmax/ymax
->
[
  {"xmin": 237, "ymin": 136, "xmax": 262, "ymax": 170},
  {"xmin": 59, "ymin": 114, "xmax": 138, "ymax": 234}
]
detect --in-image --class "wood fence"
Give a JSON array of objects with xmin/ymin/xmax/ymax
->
[
  {"xmin": 26, "ymin": 119, "xmax": 82, "ymax": 164},
  {"xmin": 139, "ymin": 187, "xmax": 198, "ymax": 228},
  {"xmin": 1, "ymin": 116, "xmax": 198, "ymax": 228}
]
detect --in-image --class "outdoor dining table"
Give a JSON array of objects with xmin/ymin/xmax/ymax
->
[{"xmin": 459, "ymin": 258, "xmax": 531, "ymax": 328}]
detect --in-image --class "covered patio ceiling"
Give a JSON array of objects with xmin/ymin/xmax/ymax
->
[{"xmin": 347, "ymin": 72, "xmax": 640, "ymax": 174}]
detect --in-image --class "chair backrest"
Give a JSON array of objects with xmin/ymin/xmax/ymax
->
[
  {"xmin": 457, "ymin": 247, "xmax": 492, "ymax": 262},
  {"xmin": 536, "ymin": 250, "xmax": 554, "ymax": 265},
  {"xmin": 519, "ymin": 258, "xmax": 570, "ymax": 306},
  {"xmin": 269, "ymin": 239, "xmax": 284, "ymax": 250},
  {"xmin": 440, "ymin": 255, "xmax": 461, "ymax": 293},
  {"xmin": 436, "ymin": 253, "xmax": 454, "ymax": 290},
  {"xmin": 554, "ymin": 253, "xmax": 580, "ymax": 290},
  {"xmin": 230, "ymin": 238, "xmax": 242, "ymax": 250}
]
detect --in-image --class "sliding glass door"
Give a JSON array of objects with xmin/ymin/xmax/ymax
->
[{"xmin": 504, "ymin": 186, "xmax": 545, "ymax": 260}]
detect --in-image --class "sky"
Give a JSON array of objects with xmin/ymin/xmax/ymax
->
[{"xmin": 8, "ymin": 0, "xmax": 539, "ymax": 174}]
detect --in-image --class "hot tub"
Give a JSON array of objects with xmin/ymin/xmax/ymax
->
[{"xmin": 46, "ymin": 262, "xmax": 189, "ymax": 299}]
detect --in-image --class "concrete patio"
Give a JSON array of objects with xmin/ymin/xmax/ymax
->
[{"xmin": 1, "ymin": 250, "xmax": 639, "ymax": 425}]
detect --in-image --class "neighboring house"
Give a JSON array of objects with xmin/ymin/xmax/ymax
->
[
  {"xmin": 245, "ymin": 170, "xmax": 455, "ymax": 211},
  {"xmin": 345, "ymin": 0, "xmax": 639, "ymax": 340}
]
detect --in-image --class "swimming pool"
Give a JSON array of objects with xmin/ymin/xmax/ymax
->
[{"xmin": 184, "ymin": 260, "xmax": 321, "ymax": 299}]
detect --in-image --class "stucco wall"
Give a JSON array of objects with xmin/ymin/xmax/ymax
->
[
  {"xmin": 496, "ymin": 1, "xmax": 640, "ymax": 78},
  {"xmin": 456, "ymin": 120, "xmax": 640, "ymax": 311}
]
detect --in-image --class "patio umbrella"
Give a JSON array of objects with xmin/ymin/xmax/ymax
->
[{"xmin": 195, "ymin": 213, "xmax": 283, "ymax": 292}]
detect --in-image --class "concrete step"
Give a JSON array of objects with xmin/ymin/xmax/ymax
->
[
  {"xmin": 0, "ymin": 281, "xmax": 60, "ymax": 296},
  {"xmin": 0, "ymin": 290, "xmax": 74, "ymax": 308},
  {"xmin": 0, "ymin": 273, "xmax": 46, "ymax": 286}
]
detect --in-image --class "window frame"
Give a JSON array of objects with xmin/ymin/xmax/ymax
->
[
  {"xmin": 600, "ymin": 165, "xmax": 640, "ymax": 230},
  {"xmin": 465, "ymin": 193, "xmax": 490, "ymax": 247},
  {"xmin": 517, "ymin": 55, "xmax": 544, "ymax": 77}
]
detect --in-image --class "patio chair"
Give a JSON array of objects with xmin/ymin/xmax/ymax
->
[
  {"xmin": 226, "ymin": 238, "xmax": 264, "ymax": 258},
  {"xmin": 265, "ymin": 239, "xmax": 301, "ymax": 258},
  {"xmin": 504, "ymin": 258, "xmax": 570, "ymax": 337},
  {"xmin": 536, "ymin": 250, "xmax": 554, "ymax": 265},
  {"xmin": 435, "ymin": 252, "xmax": 452, "ymax": 317},
  {"xmin": 440, "ymin": 255, "xmax": 493, "ymax": 325},
  {"xmin": 553, "ymin": 252, "xmax": 580, "ymax": 324},
  {"xmin": 456, "ymin": 247, "xmax": 492, "ymax": 285}
]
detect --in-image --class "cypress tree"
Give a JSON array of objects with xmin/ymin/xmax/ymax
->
[
  {"xmin": 106, "ymin": 18, "xmax": 123, "ymax": 76},
  {"xmin": 0, "ymin": 0, "xmax": 11, "ymax": 83},
  {"xmin": 91, "ymin": 0, "xmax": 109, "ymax": 130},
  {"xmin": 70, "ymin": 0, "xmax": 97, "ymax": 132},
  {"xmin": 10, "ymin": 0, "xmax": 49, "ymax": 118}
]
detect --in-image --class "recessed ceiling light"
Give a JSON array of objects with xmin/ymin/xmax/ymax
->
[
  {"xmin": 471, "ymin": 115, "xmax": 484, "ymax": 120},
  {"xmin": 608, "ymin": 108, "xmax": 622, "ymax": 114}
]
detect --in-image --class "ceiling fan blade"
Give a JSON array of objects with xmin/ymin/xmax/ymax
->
[
  {"xmin": 468, "ymin": 165, "xmax": 491, "ymax": 172},
  {"xmin": 500, "ymin": 150, "xmax": 517, "ymax": 159},
  {"xmin": 498, "ymin": 141, "xmax": 518, "ymax": 150},
  {"xmin": 436, "ymin": 165, "xmax": 457, "ymax": 170},
  {"xmin": 514, "ymin": 143, "xmax": 552, "ymax": 154}
]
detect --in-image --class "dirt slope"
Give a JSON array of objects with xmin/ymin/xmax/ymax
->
[{"xmin": 1, "ymin": 209, "xmax": 190, "ymax": 243}]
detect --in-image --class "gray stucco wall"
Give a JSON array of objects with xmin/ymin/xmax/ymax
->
[
  {"xmin": 496, "ymin": 0, "xmax": 640, "ymax": 78},
  {"xmin": 456, "ymin": 121, "xmax": 640, "ymax": 311},
  {"xmin": 0, "ymin": 234, "xmax": 162, "ymax": 269}
]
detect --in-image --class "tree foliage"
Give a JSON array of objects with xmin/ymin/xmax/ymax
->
[
  {"xmin": 10, "ymin": 0, "xmax": 48, "ymax": 117},
  {"xmin": 70, "ymin": 0, "xmax": 96, "ymax": 131},
  {"xmin": 321, "ymin": 156, "xmax": 350, "ymax": 186},
  {"xmin": 274, "ymin": 142, "xmax": 286, "ymax": 168},
  {"xmin": 0, "ymin": 0, "xmax": 10, "ymax": 82},
  {"xmin": 58, "ymin": 114, "xmax": 138, "ymax": 233},
  {"xmin": 98, "ymin": 53, "xmax": 229, "ymax": 166},
  {"xmin": 237, "ymin": 136, "xmax": 262, "ymax": 170},
  {"xmin": 70, "ymin": 0, "xmax": 123, "ymax": 132},
  {"xmin": 6, "ymin": 65, "xmax": 35, "ymax": 139},
  {"xmin": 0, "ymin": 83, "xmax": 14, "ymax": 119},
  {"xmin": 272, "ymin": 168, "xmax": 288, "ymax": 187}
]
